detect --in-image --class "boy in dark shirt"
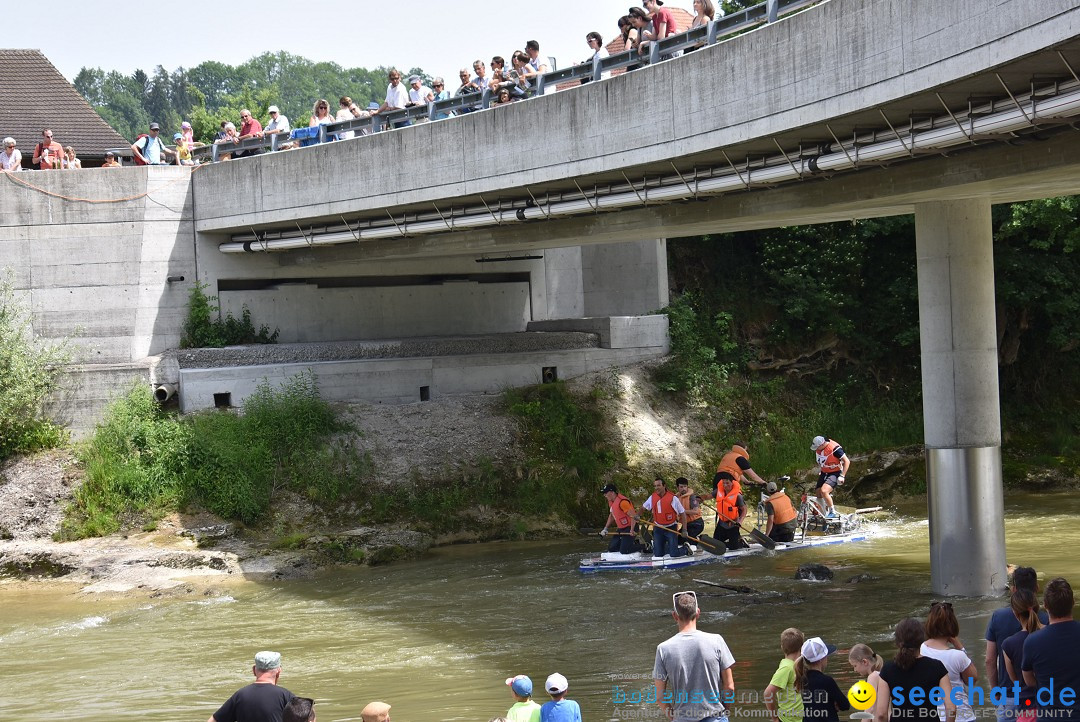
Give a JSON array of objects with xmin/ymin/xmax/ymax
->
[{"xmin": 799, "ymin": 637, "xmax": 850, "ymax": 722}]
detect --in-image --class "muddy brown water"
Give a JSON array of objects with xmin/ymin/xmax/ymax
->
[{"xmin": 2, "ymin": 493, "xmax": 1078, "ymax": 722}]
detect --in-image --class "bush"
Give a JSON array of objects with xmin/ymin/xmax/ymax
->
[
  {"xmin": 61, "ymin": 372, "xmax": 364, "ymax": 539},
  {"xmin": 180, "ymin": 282, "xmax": 278, "ymax": 348},
  {"xmin": 0, "ymin": 273, "xmax": 70, "ymax": 461}
]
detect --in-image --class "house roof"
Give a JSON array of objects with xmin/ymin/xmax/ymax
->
[{"xmin": 0, "ymin": 49, "xmax": 130, "ymax": 160}]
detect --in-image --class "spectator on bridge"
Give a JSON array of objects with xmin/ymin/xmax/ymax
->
[
  {"xmin": 628, "ymin": 9, "xmax": 655, "ymax": 59},
  {"xmin": 236, "ymin": 109, "xmax": 263, "ymax": 157},
  {"xmin": 309, "ymin": 99, "xmax": 335, "ymax": 139},
  {"xmin": 432, "ymin": 78, "xmax": 452, "ymax": 120},
  {"xmin": 33, "ymin": 129, "xmax": 64, "ymax": 170},
  {"xmin": 692, "ymin": 0, "xmax": 716, "ymax": 27},
  {"xmin": 173, "ymin": 134, "xmax": 194, "ymax": 165},
  {"xmin": 618, "ymin": 16, "xmax": 643, "ymax": 71},
  {"xmin": 1, "ymin": 137, "xmax": 22, "ymax": 171},
  {"xmin": 585, "ymin": 32, "xmax": 607, "ymax": 63},
  {"xmin": 264, "ymin": 106, "xmax": 291, "ymax": 139},
  {"xmin": 214, "ymin": 120, "xmax": 229, "ymax": 142},
  {"xmin": 377, "ymin": 69, "xmax": 410, "ymax": 129},
  {"xmin": 492, "ymin": 87, "xmax": 514, "ymax": 107},
  {"xmin": 408, "ymin": 75, "xmax": 434, "ymax": 107},
  {"xmin": 337, "ymin": 96, "xmax": 359, "ymax": 140},
  {"xmin": 473, "ymin": 60, "xmax": 491, "ymax": 91},
  {"xmin": 491, "ymin": 55, "xmax": 507, "ymax": 78},
  {"xmin": 522, "ymin": 40, "xmax": 550, "ymax": 82},
  {"xmin": 101, "ymin": 151, "xmax": 121, "ymax": 168},
  {"xmin": 213, "ymin": 122, "xmax": 239, "ymax": 160},
  {"xmin": 180, "ymin": 121, "xmax": 196, "ymax": 150},
  {"xmin": 132, "ymin": 123, "xmax": 177, "ymax": 165},
  {"xmin": 509, "ymin": 51, "xmax": 534, "ymax": 98}
]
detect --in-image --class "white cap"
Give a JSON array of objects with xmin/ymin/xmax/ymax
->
[
  {"xmin": 268, "ymin": 105, "xmax": 280, "ymax": 114},
  {"xmin": 801, "ymin": 637, "xmax": 837, "ymax": 663},
  {"xmin": 545, "ymin": 672, "xmax": 569, "ymax": 694},
  {"xmin": 811, "ymin": 435, "xmax": 826, "ymax": 451}
]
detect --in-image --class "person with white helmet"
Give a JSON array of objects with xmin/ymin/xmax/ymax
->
[{"xmin": 810, "ymin": 435, "xmax": 850, "ymax": 518}]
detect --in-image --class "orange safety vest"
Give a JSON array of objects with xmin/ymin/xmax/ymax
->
[
  {"xmin": 649, "ymin": 490, "xmax": 680, "ymax": 526},
  {"xmin": 609, "ymin": 494, "xmax": 636, "ymax": 528},
  {"xmin": 717, "ymin": 446, "xmax": 749, "ymax": 487},
  {"xmin": 677, "ymin": 489, "xmax": 702, "ymax": 522},
  {"xmin": 715, "ymin": 485, "xmax": 741, "ymax": 526},
  {"xmin": 767, "ymin": 491, "xmax": 797, "ymax": 525},
  {"xmin": 816, "ymin": 440, "xmax": 844, "ymax": 474}
]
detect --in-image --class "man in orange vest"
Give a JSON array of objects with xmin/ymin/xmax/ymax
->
[
  {"xmin": 763, "ymin": 481, "xmax": 798, "ymax": 543},
  {"xmin": 642, "ymin": 477, "xmax": 689, "ymax": 559},
  {"xmin": 811, "ymin": 436, "xmax": 851, "ymax": 518},
  {"xmin": 600, "ymin": 483, "xmax": 642, "ymax": 554},
  {"xmin": 711, "ymin": 472, "xmax": 748, "ymax": 550},
  {"xmin": 716, "ymin": 442, "xmax": 767, "ymax": 492},
  {"xmin": 675, "ymin": 477, "xmax": 705, "ymax": 541}
]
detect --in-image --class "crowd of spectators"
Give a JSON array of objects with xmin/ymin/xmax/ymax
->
[{"xmin": 203, "ymin": 570, "xmax": 1077, "ymax": 722}]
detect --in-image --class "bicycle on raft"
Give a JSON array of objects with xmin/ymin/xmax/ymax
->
[{"xmin": 755, "ymin": 475, "xmax": 863, "ymax": 541}]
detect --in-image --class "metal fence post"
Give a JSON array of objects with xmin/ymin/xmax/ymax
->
[
  {"xmin": 592, "ymin": 54, "xmax": 602, "ymax": 82},
  {"xmin": 537, "ymin": 75, "xmax": 547, "ymax": 96},
  {"xmin": 649, "ymin": 42, "xmax": 661, "ymax": 65},
  {"xmin": 767, "ymin": 0, "xmax": 778, "ymax": 22},
  {"xmin": 317, "ymin": 125, "xmax": 327, "ymax": 144},
  {"xmin": 481, "ymin": 89, "xmax": 492, "ymax": 109},
  {"xmin": 707, "ymin": 18, "xmax": 720, "ymax": 45}
]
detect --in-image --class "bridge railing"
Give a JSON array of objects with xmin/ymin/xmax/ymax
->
[{"xmin": 191, "ymin": 0, "xmax": 822, "ymax": 163}]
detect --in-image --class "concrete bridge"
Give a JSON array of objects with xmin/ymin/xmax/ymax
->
[{"xmin": 4, "ymin": 0, "xmax": 1080, "ymax": 595}]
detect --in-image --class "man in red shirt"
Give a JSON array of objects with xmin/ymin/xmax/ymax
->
[
  {"xmin": 644, "ymin": 0, "xmax": 678, "ymax": 40},
  {"xmin": 236, "ymin": 109, "xmax": 264, "ymax": 158},
  {"xmin": 32, "ymin": 129, "xmax": 63, "ymax": 170}
]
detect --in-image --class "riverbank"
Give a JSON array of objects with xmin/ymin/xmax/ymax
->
[{"xmin": 2, "ymin": 360, "xmax": 1077, "ymax": 596}]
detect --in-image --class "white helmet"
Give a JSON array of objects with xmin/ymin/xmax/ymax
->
[{"xmin": 811, "ymin": 435, "xmax": 826, "ymax": 451}]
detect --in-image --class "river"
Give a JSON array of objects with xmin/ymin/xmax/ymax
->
[{"xmin": 1, "ymin": 493, "xmax": 1077, "ymax": 722}]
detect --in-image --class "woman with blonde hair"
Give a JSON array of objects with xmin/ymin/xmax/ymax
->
[
  {"xmin": 692, "ymin": 0, "xmax": 716, "ymax": 27},
  {"xmin": 309, "ymin": 99, "xmax": 333, "ymax": 128},
  {"xmin": 63, "ymin": 146, "xmax": 81, "ymax": 169},
  {"xmin": 848, "ymin": 641, "xmax": 884, "ymax": 715}
]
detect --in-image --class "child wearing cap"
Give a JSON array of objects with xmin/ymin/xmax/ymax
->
[
  {"xmin": 798, "ymin": 637, "xmax": 849, "ymax": 722},
  {"xmin": 505, "ymin": 674, "xmax": 541, "ymax": 722},
  {"xmin": 764, "ymin": 628, "xmax": 805, "ymax": 722},
  {"xmin": 174, "ymin": 133, "xmax": 194, "ymax": 166},
  {"xmin": 540, "ymin": 673, "xmax": 581, "ymax": 722},
  {"xmin": 180, "ymin": 121, "xmax": 195, "ymax": 150}
]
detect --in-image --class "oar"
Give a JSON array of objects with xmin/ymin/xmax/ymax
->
[
  {"xmin": 693, "ymin": 578, "xmax": 759, "ymax": 594},
  {"xmin": 638, "ymin": 518, "xmax": 726, "ymax": 555},
  {"xmin": 703, "ymin": 502, "xmax": 777, "ymax": 550},
  {"xmin": 853, "ymin": 506, "xmax": 883, "ymax": 514}
]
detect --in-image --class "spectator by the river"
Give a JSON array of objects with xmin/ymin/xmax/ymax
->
[
  {"xmin": 540, "ymin": 673, "xmax": 581, "ymax": 722},
  {"xmin": 361, "ymin": 701, "xmax": 392, "ymax": 722},
  {"xmin": 282, "ymin": 697, "xmax": 316, "ymax": 722},
  {"xmin": 985, "ymin": 565, "xmax": 1047, "ymax": 722},
  {"xmin": 874, "ymin": 618, "xmax": 954, "ymax": 722},
  {"xmin": 1022, "ymin": 577, "xmax": 1080, "ymax": 721},
  {"xmin": 206, "ymin": 651, "xmax": 294, "ymax": 722},
  {"xmin": 920, "ymin": 602, "xmax": 977, "ymax": 722},
  {"xmin": 505, "ymin": 674, "xmax": 541, "ymax": 722}
]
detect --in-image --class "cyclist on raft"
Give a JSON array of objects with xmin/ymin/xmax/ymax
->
[
  {"xmin": 763, "ymin": 480, "xmax": 799, "ymax": 543},
  {"xmin": 642, "ymin": 477, "xmax": 690, "ymax": 559},
  {"xmin": 599, "ymin": 483, "xmax": 642, "ymax": 554},
  {"xmin": 811, "ymin": 435, "xmax": 851, "ymax": 519},
  {"xmin": 716, "ymin": 442, "xmax": 767, "ymax": 494},
  {"xmin": 675, "ymin": 477, "xmax": 705, "ymax": 540}
]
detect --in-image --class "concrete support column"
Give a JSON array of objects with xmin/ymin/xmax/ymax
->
[{"xmin": 915, "ymin": 199, "xmax": 1007, "ymax": 596}]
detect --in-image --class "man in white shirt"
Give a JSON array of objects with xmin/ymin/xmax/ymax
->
[
  {"xmin": 377, "ymin": 69, "xmax": 410, "ymax": 129},
  {"xmin": 264, "ymin": 105, "xmax": 291, "ymax": 136}
]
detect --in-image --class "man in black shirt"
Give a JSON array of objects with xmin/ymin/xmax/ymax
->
[{"xmin": 208, "ymin": 651, "xmax": 295, "ymax": 722}]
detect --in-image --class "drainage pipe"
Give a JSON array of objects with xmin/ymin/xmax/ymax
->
[{"xmin": 153, "ymin": 383, "xmax": 178, "ymax": 403}]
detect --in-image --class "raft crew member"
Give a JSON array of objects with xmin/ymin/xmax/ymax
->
[
  {"xmin": 716, "ymin": 441, "xmax": 767, "ymax": 493},
  {"xmin": 675, "ymin": 477, "xmax": 704, "ymax": 540},
  {"xmin": 642, "ymin": 476, "xmax": 688, "ymax": 559},
  {"xmin": 712, "ymin": 472, "xmax": 748, "ymax": 550},
  {"xmin": 811, "ymin": 435, "xmax": 850, "ymax": 519},
  {"xmin": 600, "ymin": 483, "xmax": 641, "ymax": 554},
  {"xmin": 763, "ymin": 481, "xmax": 798, "ymax": 543}
]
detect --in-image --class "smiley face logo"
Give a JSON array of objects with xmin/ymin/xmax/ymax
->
[{"xmin": 847, "ymin": 680, "xmax": 876, "ymax": 711}]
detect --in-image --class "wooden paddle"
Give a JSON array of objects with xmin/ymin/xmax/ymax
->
[
  {"xmin": 638, "ymin": 518, "xmax": 726, "ymax": 555},
  {"xmin": 703, "ymin": 501, "xmax": 777, "ymax": 550}
]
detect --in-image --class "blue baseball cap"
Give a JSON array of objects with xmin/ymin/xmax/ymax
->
[{"xmin": 505, "ymin": 675, "xmax": 533, "ymax": 696}]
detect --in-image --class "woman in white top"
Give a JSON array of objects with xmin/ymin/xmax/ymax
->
[
  {"xmin": 692, "ymin": 0, "xmax": 716, "ymax": 27},
  {"xmin": 920, "ymin": 602, "xmax": 978, "ymax": 722},
  {"xmin": 309, "ymin": 99, "xmax": 334, "ymax": 128},
  {"xmin": 0, "ymin": 137, "xmax": 21, "ymax": 171}
]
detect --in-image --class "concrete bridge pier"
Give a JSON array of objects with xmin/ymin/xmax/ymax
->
[{"xmin": 915, "ymin": 199, "xmax": 1007, "ymax": 597}]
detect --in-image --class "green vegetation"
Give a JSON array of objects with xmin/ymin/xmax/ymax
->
[
  {"xmin": 181, "ymin": 282, "xmax": 278, "ymax": 348},
  {"xmin": 0, "ymin": 274, "xmax": 70, "ymax": 462},
  {"xmin": 60, "ymin": 373, "xmax": 366, "ymax": 540}
]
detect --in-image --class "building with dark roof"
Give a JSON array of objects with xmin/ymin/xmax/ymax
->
[{"xmin": 0, "ymin": 49, "xmax": 130, "ymax": 167}]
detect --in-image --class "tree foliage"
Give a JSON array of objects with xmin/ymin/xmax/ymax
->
[{"xmin": 74, "ymin": 52, "xmax": 430, "ymax": 144}]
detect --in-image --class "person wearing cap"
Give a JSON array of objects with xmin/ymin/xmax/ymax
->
[
  {"xmin": 799, "ymin": 637, "xmax": 849, "ymax": 722},
  {"xmin": 1, "ymin": 137, "xmax": 22, "ymax": 172},
  {"xmin": 641, "ymin": 476, "xmax": 688, "ymax": 559},
  {"xmin": 674, "ymin": 477, "xmax": 705, "ymax": 540},
  {"xmin": 101, "ymin": 151, "xmax": 121, "ymax": 168},
  {"xmin": 505, "ymin": 674, "xmax": 541, "ymax": 722},
  {"xmin": 810, "ymin": 435, "xmax": 850, "ymax": 519},
  {"xmin": 132, "ymin": 123, "xmax": 177, "ymax": 166},
  {"xmin": 173, "ymin": 134, "xmax": 194, "ymax": 166},
  {"xmin": 407, "ymin": 75, "xmax": 434, "ymax": 122},
  {"xmin": 654, "ymin": 591, "xmax": 736, "ymax": 722},
  {"xmin": 540, "ymin": 673, "xmax": 581, "ymax": 722},
  {"xmin": 361, "ymin": 701, "xmax": 391, "ymax": 722},
  {"xmin": 763, "ymin": 480, "xmax": 798, "ymax": 543},
  {"xmin": 264, "ymin": 106, "xmax": 291, "ymax": 138},
  {"xmin": 207, "ymin": 651, "xmax": 295, "ymax": 722},
  {"xmin": 600, "ymin": 483, "xmax": 642, "ymax": 555},
  {"xmin": 180, "ymin": 120, "xmax": 196, "ymax": 150}
]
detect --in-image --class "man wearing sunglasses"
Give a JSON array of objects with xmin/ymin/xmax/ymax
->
[
  {"xmin": 642, "ymin": 477, "xmax": 689, "ymax": 559},
  {"xmin": 654, "ymin": 591, "xmax": 736, "ymax": 722}
]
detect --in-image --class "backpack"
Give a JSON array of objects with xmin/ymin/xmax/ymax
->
[{"xmin": 133, "ymin": 134, "xmax": 151, "ymax": 166}]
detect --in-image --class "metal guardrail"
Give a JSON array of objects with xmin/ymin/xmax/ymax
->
[{"xmin": 190, "ymin": 0, "xmax": 820, "ymax": 163}]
